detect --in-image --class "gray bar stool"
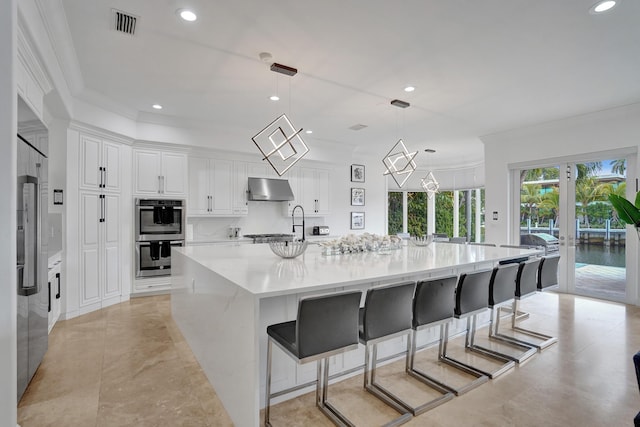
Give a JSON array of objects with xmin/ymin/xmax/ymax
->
[
  {"xmin": 538, "ymin": 254, "xmax": 560, "ymax": 290},
  {"xmin": 359, "ymin": 281, "xmax": 415, "ymax": 424},
  {"xmin": 440, "ymin": 269, "xmax": 516, "ymax": 379},
  {"xmin": 503, "ymin": 257, "xmax": 558, "ymax": 350},
  {"xmin": 265, "ymin": 290, "xmax": 362, "ymax": 427},
  {"xmin": 486, "ymin": 263, "xmax": 537, "ymax": 363},
  {"xmin": 407, "ymin": 275, "xmax": 488, "ymax": 396}
]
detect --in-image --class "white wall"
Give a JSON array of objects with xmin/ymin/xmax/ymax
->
[{"xmin": 1, "ymin": 1, "xmax": 18, "ymax": 426}]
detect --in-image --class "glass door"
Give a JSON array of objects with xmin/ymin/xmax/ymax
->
[{"xmin": 519, "ymin": 157, "xmax": 629, "ymax": 303}]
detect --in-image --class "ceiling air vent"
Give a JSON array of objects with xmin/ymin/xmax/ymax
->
[
  {"xmin": 349, "ymin": 124, "xmax": 368, "ymax": 131},
  {"xmin": 112, "ymin": 9, "xmax": 138, "ymax": 35}
]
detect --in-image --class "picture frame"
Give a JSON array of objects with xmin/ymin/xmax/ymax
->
[
  {"xmin": 351, "ymin": 212, "xmax": 365, "ymax": 230},
  {"xmin": 351, "ymin": 164, "xmax": 365, "ymax": 182},
  {"xmin": 351, "ymin": 188, "xmax": 365, "ymax": 206}
]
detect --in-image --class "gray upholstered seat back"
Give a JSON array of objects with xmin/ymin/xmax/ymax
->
[
  {"xmin": 516, "ymin": 258, "xmax": 541, "ymax": 298},
  {"xmin": 454, "ymin": 269, "xmax": 493, "ymax": 317},
  {"xmin": 297, "ymin": 291, "xmax": 362, "ymax": 359},
  {"xmin": 413, "ymin": 276, "xmax": 457, "ymax": 327},
  {"xmin": 538, "ymin": 254, "xmax": 560, "ymax": 290},
  {"xmin": 489, "ymin": 263, "xmax": 519, "ymax": 307},
  {"xmin": 361, "ymin": 281, "xmax": 416, "ymax": 342}
]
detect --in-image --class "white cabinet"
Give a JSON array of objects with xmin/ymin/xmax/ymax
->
[
  {"xmin": 134, "ymin": 149, "xmax": 187, "ymax": 196},
  {"xmin": 80, "ymin": 134, "xmax": 121, "ymax": 192},
  {"xmin": 47, "ymin": 267, "xmax": 62, "ymax": 334},
  {"xmin": 187, "ymin": 156, "xmax": 233, "ymax": 216},
  {"xmin": 299, "ymin": 167, "xmax": 330, "ymax": 216},
  {"xmin": 232, "ymin": 161, "xmax": 249, "ymax": 215},
  {"xmin": 79, "ymin": 192, "xmax": 121, "ymax": 308}
]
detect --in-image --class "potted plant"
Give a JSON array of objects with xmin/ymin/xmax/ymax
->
[{"xmin": 609, "ymin": 192, "xmax": 640, "ymax": 238}]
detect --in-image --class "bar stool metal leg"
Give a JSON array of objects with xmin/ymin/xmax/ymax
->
[
  {"xmin": 486, "ymin": 305, "xmax": 537, "ymax": 363},
  {"xmin": 265, "ymin": 338, "xmax": 273, "ymax": 427},
  {"xmin": 437, "ymin": 322, "xmax": 490, "ymax": 393}
]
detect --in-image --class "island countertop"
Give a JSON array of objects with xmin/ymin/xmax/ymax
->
[
  {"xmin": 173, "ymin": 242, "xmax": 537, "ymax": 299},
  {"xmin": 171, "ymin": 242, "xmax": 538, "ymax": 427}
]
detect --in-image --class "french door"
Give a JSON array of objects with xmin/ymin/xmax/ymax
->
[{"xmin": 516, "ymin": 153, "xmax": 636, "ymax": 304}]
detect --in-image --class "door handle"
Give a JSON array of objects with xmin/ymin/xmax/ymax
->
[
  {"xmin": 99, "ymin": 167, "xmax": 103, "ymax": 188},
  {"xmin": 103, "ymin": 167, "xmax": 107, "ymax": 188},
  {"xmin": 99, "ymin": 194, "xmax": 105, "ymax": 222},
  {"xmin": 48, "ymin": 281, "xmax": 51, "ymax": 313},
  {"xmin": 161, "ymin": 176, "xmax": 166, "ymax": 194},
  {"xmin": 56, "ymin": 272, "xmax": 61, "ymax": 299},
  {"xmin": 158, "ymin": 176, "xmax": 162, "ymax": 194}
]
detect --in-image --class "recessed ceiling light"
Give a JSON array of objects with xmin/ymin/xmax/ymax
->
[
  {"xmin": 269, "ymin": 95, "xmax": 280, "ymax": 101},
  {"xmin": 178, "ymin": 9, "xmax": 197, "ymax": 21},
  {"xmin": 305, "ymin": 130, "xmax": 313, "ymax": 134},
  {"xmin": 152, "ymin": 104, "xmax": 163, "ymax": 110},
  {"xmin": 404, "ymin": 86, "xmax": 415, "ymax": 92},
  {"xmin": 589, "ymin": 0, "xmax": 617, "ymax": 14}
]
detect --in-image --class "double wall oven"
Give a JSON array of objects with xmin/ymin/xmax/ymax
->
[{"xmin": 135, "ymin": 199, "xmax": 185, "ymax": 277}]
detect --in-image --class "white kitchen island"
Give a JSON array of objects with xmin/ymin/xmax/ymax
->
[{"xmin": 171, "ymin": 242, "xmax": 537, "ymax": 427}]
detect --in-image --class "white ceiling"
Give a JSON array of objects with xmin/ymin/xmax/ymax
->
[{"xmin": 51, "ymin": 0, "xmax": 640, "ymax": 167}]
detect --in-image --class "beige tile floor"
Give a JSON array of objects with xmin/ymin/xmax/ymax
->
[{"xmin": 18, "ymin": 292, "xmax": 640, "ymax": 426}]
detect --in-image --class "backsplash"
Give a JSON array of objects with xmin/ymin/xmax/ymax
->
[{"xmin": 187, "ymin": 201, "xmax": 326, "ymax": 242}]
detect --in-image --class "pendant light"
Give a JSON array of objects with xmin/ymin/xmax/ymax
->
[
  {"xmin": 252, "ymin": 60, "xmax": 309, "ymax": 176},
  {"xmin": 420, "ymin": 149, "xmax": 440, "ymax": 199},
  {"xmin": 382, "ymin": 99, "xmax": 417, "ymax": 188}
]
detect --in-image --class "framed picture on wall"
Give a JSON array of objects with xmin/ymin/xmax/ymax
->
[
  {"xmin": 351, "ymin": 212, "xmax": 365, "ymax": 230},
  {"xmin": 351, "ymin": 188, "xmax": 365, "ymax": 206},
  {"xmin": 351, "ymin": 164, "xmax": 365, "ymax": 182}
]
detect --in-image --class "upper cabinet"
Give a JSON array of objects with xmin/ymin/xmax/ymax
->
[
  {"xmin": 299, "ymin": 167, "xmax": 330, "ymax": 216},
  {"xmin": 80, "ymin": 134, "xmax": 121, "ymax": 193},
  {"xmin": 133, "ymin": 149, "xmax": 187, "ymax": 197},
  {"xmin": 188, "ymin": 156, "xmax": 233, "ymax": 216}
]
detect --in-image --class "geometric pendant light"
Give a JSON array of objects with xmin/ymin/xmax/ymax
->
[
  {"xmin": 420, "ymin": 148, "xmax": 439, "ymax": 199},
  {"xmin": 251, "ymin": 113, "xmax": 309, "ymax": 177},
  {"xmin": 382, "ymin": 139, "xmax": 418, "ymax": 188}
]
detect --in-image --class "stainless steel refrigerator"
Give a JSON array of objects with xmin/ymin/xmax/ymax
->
[{"xmin": 16, "ymin": 133, "xmax": 48, "ymax": 401}]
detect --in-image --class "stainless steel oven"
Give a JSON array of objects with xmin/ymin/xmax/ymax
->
[
  {"xmin": 135, "ymin": 199, "xmax": 185, "ymax": 241},
  {"xmin": 135, "ymin": 240, "xmax": 184, "ymax": 277}
]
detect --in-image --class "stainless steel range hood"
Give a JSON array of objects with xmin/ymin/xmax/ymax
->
[{"xmin": 247, "ymin": 177, "xmax": 294, "ymax": 201}]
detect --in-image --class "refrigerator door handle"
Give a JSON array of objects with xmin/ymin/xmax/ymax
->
[
  {"xmin": 17, "ymin": 175, "xmax": 39, "ymax": 296},
  {"xmin": 48, "ymin": 281, "xmax": 51, "ymax": 313}
]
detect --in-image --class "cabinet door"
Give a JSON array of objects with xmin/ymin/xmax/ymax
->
[
  {"xmin": 103, "ymin": 194, "xmax": 121, "ymax": 299},
  {"xmin": 80, "ymin": 193, "xmax": 101, "ymax": 307},
  {"xmin": 80, "ymin": 135, "xmax": 102, "ymax": 190},
  {"xmin": 300, "ymin": 168, "xmax": 318, "ymax": 214},
  {"xmin": 102, "ymin": 141, "xmax": 120, "ymax": 193},
  {"xmin": 211, "ymin": 159, "xmax": 233, "ymax": 215},
  {"xmin": 233, "ymin": 162, "xmax": 249, "ymax": 215},
  {"xmin": 315, "ymin": 169, "xmax": 330, "ymax": 215},
  {"xmin": 161, "ymin": 152, "xmax": 187, "ymax": 196},
  {"xmin": 188, "ymin": 156, "xmax": 211, "ymax": 215},
  {"xmin": 134, "ymin": 150, "xmax": 162, "ymax": 195}
]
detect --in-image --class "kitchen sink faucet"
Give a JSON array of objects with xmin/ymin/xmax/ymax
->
[{"xmin": 292, "ymin": 205, "xmax": 305, "ymax": 241}]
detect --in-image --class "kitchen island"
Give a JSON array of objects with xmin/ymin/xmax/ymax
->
[{"xmin": 171, "ymin": 242, "xmax": 537, "ymax": 427}]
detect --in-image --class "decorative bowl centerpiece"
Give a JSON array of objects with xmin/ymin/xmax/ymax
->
[
  {"xmin": 410, "ymin": 235, "xmax": 434, "ymax": 247},
  {"xmin": 269, "ymin": 240, "xmax": 309, "ymax": 259}
]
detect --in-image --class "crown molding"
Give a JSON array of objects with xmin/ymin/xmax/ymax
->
[
  {"xmin": 16, "ymin": 18, "xmax": 52, "ymax": 95},
  {"xmin": 68, "ymin": 120, "xmax": 134, "ymax": 146}
]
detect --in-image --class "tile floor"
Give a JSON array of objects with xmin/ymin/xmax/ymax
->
[{"xmin": 18, "ymin": 292, "xmax": 640, "ymax": 426}]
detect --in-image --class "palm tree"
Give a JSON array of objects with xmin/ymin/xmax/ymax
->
[
  {"xmin": 575, "ymin": 162, "xmax": 602, "ymax": 181},
  {"xmin": 575, "ymin": 177, "xmax": 608, "ymax": 228},
  {"xmin": 538, "ymin": 188, "xmax": 560, "ymax": 225},
  {"xmin": 611, "ymin": 159, "xmax": 626, "ymax": 176},
  {"xmin": 521, "ymin": 184, "xmax": 542, "ymax": 224}
]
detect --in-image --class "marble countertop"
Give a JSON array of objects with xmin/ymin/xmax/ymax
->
[{"xmin": 174, "ymin": 243, "xmax": 537, "ymax": 298}]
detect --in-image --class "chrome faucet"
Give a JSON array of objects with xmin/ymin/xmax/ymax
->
[{"xmin": 292, "ymin": 205, "xmax": 305, "ymax": 241}]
